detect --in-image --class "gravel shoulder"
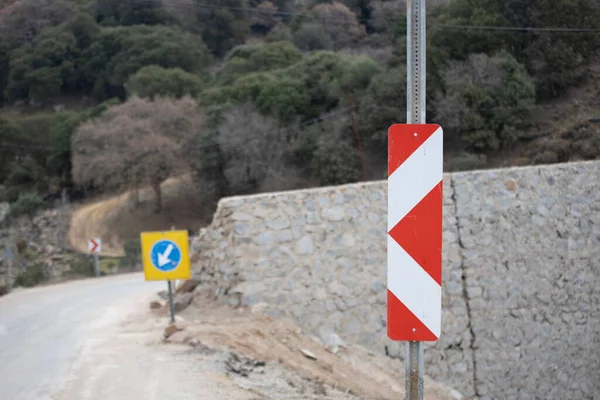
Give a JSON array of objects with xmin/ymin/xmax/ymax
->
[{"xmin": 0, "ymin": 272, "xmax": 463, "ymax": 400}]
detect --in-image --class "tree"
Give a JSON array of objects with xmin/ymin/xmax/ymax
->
[
  {"xmin": 358, "ymin": 66, "xmax": 406, "ymax": 148},
  {"xmin": 250, "ymin": 1, "xmax": 282, "ymax": 34},
  {"xmin": 80, "ymin": 25, "xmax": 212, "ymax": 100},
  {"xmin": 47, "ymin": 98, "xmax": 121, "ymax": 191},
  {"xmin": 9, "ymin": 192, "xmax": 43, "ymax": 222},
  {"xmin": 248, "ymin": 41, "xmax": 303, "ymax": 72},
  {"xmin": 330, "ymin": 54, "xmax": 381, "ymax": 179},
  {"xmin": 368, "ymin": 0, "xmax": 405, "ymax": 35},
  {"xmin": 3, "ymin": 13, "xmax": 100, "ymax": 103},
  {"xmin": 286, "ymin": 51, "xmax": 347, "ymax": 116},
  {"xmin": 307, "ymin": 117, "xmax": 362, "ymax": 185},
  {"xmin": 71, "ymin": 96, "xmax": 204, "ymax": 212},
  {"xmin": 501, "ymin": 0, "xmax": 600, "ymax": 97},
  {"xmin": 0, "ymin": 0, "xmax": 77, "ymax": 47},
  {"xmin": 429, "ymin": 0, "xmax": 509, "ymax": 60},
  {"xmin": 216, "ymin": 103, "xmax": 305, "ymax": 193},
  {"xmin": 292, "ymin": 22, "xmax": 333, "ymax": 51},
  {"xmin": 265, "ymin": 24, "xmax": 293, "ymax": 43},
  {"xmin": 310, "ymin": 2, "xmax": 367, "ymax": 49},
  {"xmin": 216, "ymin": 41, "xmax": 302, "ymax": 83},
  {"xmin": 255, "ymin": 77, "xmax": 311, "ymax": 121},
  {"xmin": 0, "ymin": 39, "xmax": 10, "ymax": 105},
  {"xmin": 193, "ymin": 0, "xmax": 250, "ymax": 57},
  {"xmin": 0, "ymin": 117, "xmax": 22, "ymax": 182},
  {"xmin": 94, "ymin": 0, "xmax": 171, "ymax": 26},
  {"xmin": 433, "ymin": 52, "xmax": 535, "ymax": 151},
  {"xmin": 125, "ymin": 66, "xmax": 205, "ymax": 99},
  {"xmin": 5, "ymin": 29, "xmax": 78, "ymax": 102}
]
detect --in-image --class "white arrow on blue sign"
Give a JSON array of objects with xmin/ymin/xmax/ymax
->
[{"xmin": 150, "ymin": 239, "xmax": 182, "ymax": 272}]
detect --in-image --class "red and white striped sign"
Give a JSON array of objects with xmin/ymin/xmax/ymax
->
[
  {"xmin": 387, "ymin": 124, "xmax": 443, "ymax": 341},
  {"xmin": 88, "ymin": 238, "xmax": 101, "ymax": 254}
]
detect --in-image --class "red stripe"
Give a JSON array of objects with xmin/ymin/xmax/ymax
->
[
  {"xmin": 388, "ymin": 124, "xmax": 440, "ymax": 176},
  {"xmin": 387, "ymin": 290, "xmax": 438, "ymax": 341},
  {"xmin": 388, "ymin": 181, "xmax": 443, "ymax": 285}
]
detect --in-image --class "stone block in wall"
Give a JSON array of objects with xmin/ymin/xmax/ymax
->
[
  {"xmin": 191, "ymin": 179, "xmax": 473, "ymax": 396},
  {"xmin": 191, "ymin": 160, "xmax": 600, "ymax": 400},
  {"xmin": 452, "ymin": 161, "xmax": 600, "ymax": 400}
]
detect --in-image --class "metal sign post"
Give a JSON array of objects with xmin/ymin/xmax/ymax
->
[
  {"xmin": 167, "ymin": 280, "xmax": 175, "ymax": 323},
  {"xmin": 5, "ymin": 243, "xmax": 13, "ymax": 292},
  {"xmin": 88, "ymin": 238, "xmax": 102, "ymax": 277},
  {"xmin": 93, "ymin": 252, "xmax": 100, "ymax": 277},
  {"xmin": 140, "ymin": 229, "xmax": 191, "ymax": 325},
  {"xmin": 406, "ymin": 0, "xmax": 426, "ymax": 399}
]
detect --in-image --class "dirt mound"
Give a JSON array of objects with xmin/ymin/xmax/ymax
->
[{"xmin": 158, "ymin": 289, "xmax": 464, "ymax": 400}]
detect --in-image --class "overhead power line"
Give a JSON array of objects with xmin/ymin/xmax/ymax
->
[
  {"xmin": 121, "ymin": 0, "xmax": 600, "ymax": 34},
  {"xmin": 0, "ymin": 105, "xmax": 358, "ymax": 154},
  {"xmin": 0, "ymin": 100, "xmax": 585, "ymax": 155},
  {"xmin": 437, "ymin": 24, "xmax": 600, "ymax": 33}
]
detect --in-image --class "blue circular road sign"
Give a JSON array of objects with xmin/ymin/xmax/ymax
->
[{"xmin": 150, "ymin": 239, "xmax": 181, "ymax": 272}]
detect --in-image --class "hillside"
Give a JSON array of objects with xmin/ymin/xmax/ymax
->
[{"xmin": 0, "ymin": 0, "xmax": 599, "ymax": 237}]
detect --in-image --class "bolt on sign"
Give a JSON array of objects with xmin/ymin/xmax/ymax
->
[
  {"xmin": 387, "ymin": 124, "xmax": 443, "ymax": 341},
  {"xmin": 140, "ymin": 230, "xmax": 191, "ymax": 281}
]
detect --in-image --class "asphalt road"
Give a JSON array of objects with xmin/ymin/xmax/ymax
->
[{"xmin": 0, "ymin": 273, "xmax": 164, "ymax": 400}]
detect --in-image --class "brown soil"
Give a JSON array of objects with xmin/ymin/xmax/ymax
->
[
  {"xmin": 160, "ymin": 289, "xmax": 464, "ymax": 400},
  {"xmin": 68, "ymin": 176, "xmax": 214, "ymax": 257}
]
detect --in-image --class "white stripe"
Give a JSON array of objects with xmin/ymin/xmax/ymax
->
[
  {"xmin": 387, "ymin": 127, "xmax": 443, "ymax": 231},
  {"xmin": 387, "ymin": 236, "xmax": 441, "ymax": 337}
]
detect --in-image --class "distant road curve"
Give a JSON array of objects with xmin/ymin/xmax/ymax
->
[{"xmin": 67, "ymin": 177, "xmax": 185, "ymax": 257}]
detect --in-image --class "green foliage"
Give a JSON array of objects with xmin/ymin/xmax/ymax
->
[
  {"xmin": 80, "ymin": 25, "xmax": 212, "ymax": 100},
  {"xmin": 3, "ymin": 157, "xmax": 47, "ymax": 202},
  {"xmin": 68, "ymin": 256, "xmax": 96, "ymax": 277},
  {"xmin": 0, "ymin": 40, "xmax": 10, "ymax": 106},
  {"xmin": 311, "ymin": 138, "xmax": 361, "ymax": 185},
  {"xmin": 256, "ymin": 77, "xmax": 311, "ymax": 121},
  {"xmin": 217, "ymin": 41, "xmax": 302, "ymax": 84},
  {"xmin": 99, "ymin": 258, "xmax": 119, "ymax": 275},
  {"xmin": 193, "ymin": 0, "xmax": 250, "ymax": 57},
  {"xmin": 95, "ymin": 0, "xmax": 171, "ymax": 26},
  {"xmin": 15, "ymin": 263, "xmax": 49, "ymax": 287},
  {"xmin": 0, "ymin": 0, "xmax": 599, "ymax": 204},
  {"xmin": 292, "ymin": 23, "xmax": 332, "ymax": 51},
  {"xmin": 0, "ymin": 117, "xmax": 23, "ymax": 181},
  {"xmin": 447, "ymin": 152, "xmax": 488, "ymax": 171},
  {"xmin": 6, "ymin": 29, "xmax": 79, "ymax": 102},
  {"xmin": 126, "ymin": 66, "xmax": 205, "ymax": 99},
  {"xmin": 564, "ymin": 124, "xmax": 600, "ymax": 159},
  {"xmin": 0, "ymin": 0, "xmax": 78, "ymax": 48},
  {"xmin": 358, "ymin": 66, "xmax": 406, "ymax": 145},
  {"xmin": 429, "ymin": 0, "xmax": 509, "ymax": 60},
  {"xmin": 434, "ymin": 52, "xmax": 535, "ymax": 151},
  {"xmin": 332, "ymin": 55, "xmax": 381, "ymax": 97},
  {"xmin": 249, "ymin": 41, "xmax": 303, "ymax": 72},
  {"xmin": 231, "ymin": 72, "xmax": 276, "ymax": 102},
  {"xmin": 265, "ymin": 24, "xmax": 294, "ymax": 43},
  {"xmin": 430, "ymin": 0, "xmax": 600, "ymax": 98},
  {"xmin": 120, "ymin": 238, "xmax": 142, "ymax": 269},
  {"xmin": 9, "ymin": 192, "xmax": 44, "ymax": 220},
  {"xmin": 3, "ymin": 13, "xmax": 101, "ymax": 102},
  {"xmin": 46, "ymin": 99, "xmax": 120, "ymax": 185}
]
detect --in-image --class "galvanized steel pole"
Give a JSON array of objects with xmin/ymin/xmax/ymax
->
[
  {"xmin": 167, "ymin": 280, "xmax": 175, "ymax": 323},
  {"xmin": 406, "ymin": 0, "xmax": 426, "ymax": 399},
  {"xmin": 93, "ymin": 252, "xmax": 100, "ymax": 277}
]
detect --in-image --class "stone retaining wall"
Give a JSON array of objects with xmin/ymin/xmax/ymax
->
[{"xmin": 192, "ymin": 161, "xmax": 600, "ymax": 400}]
